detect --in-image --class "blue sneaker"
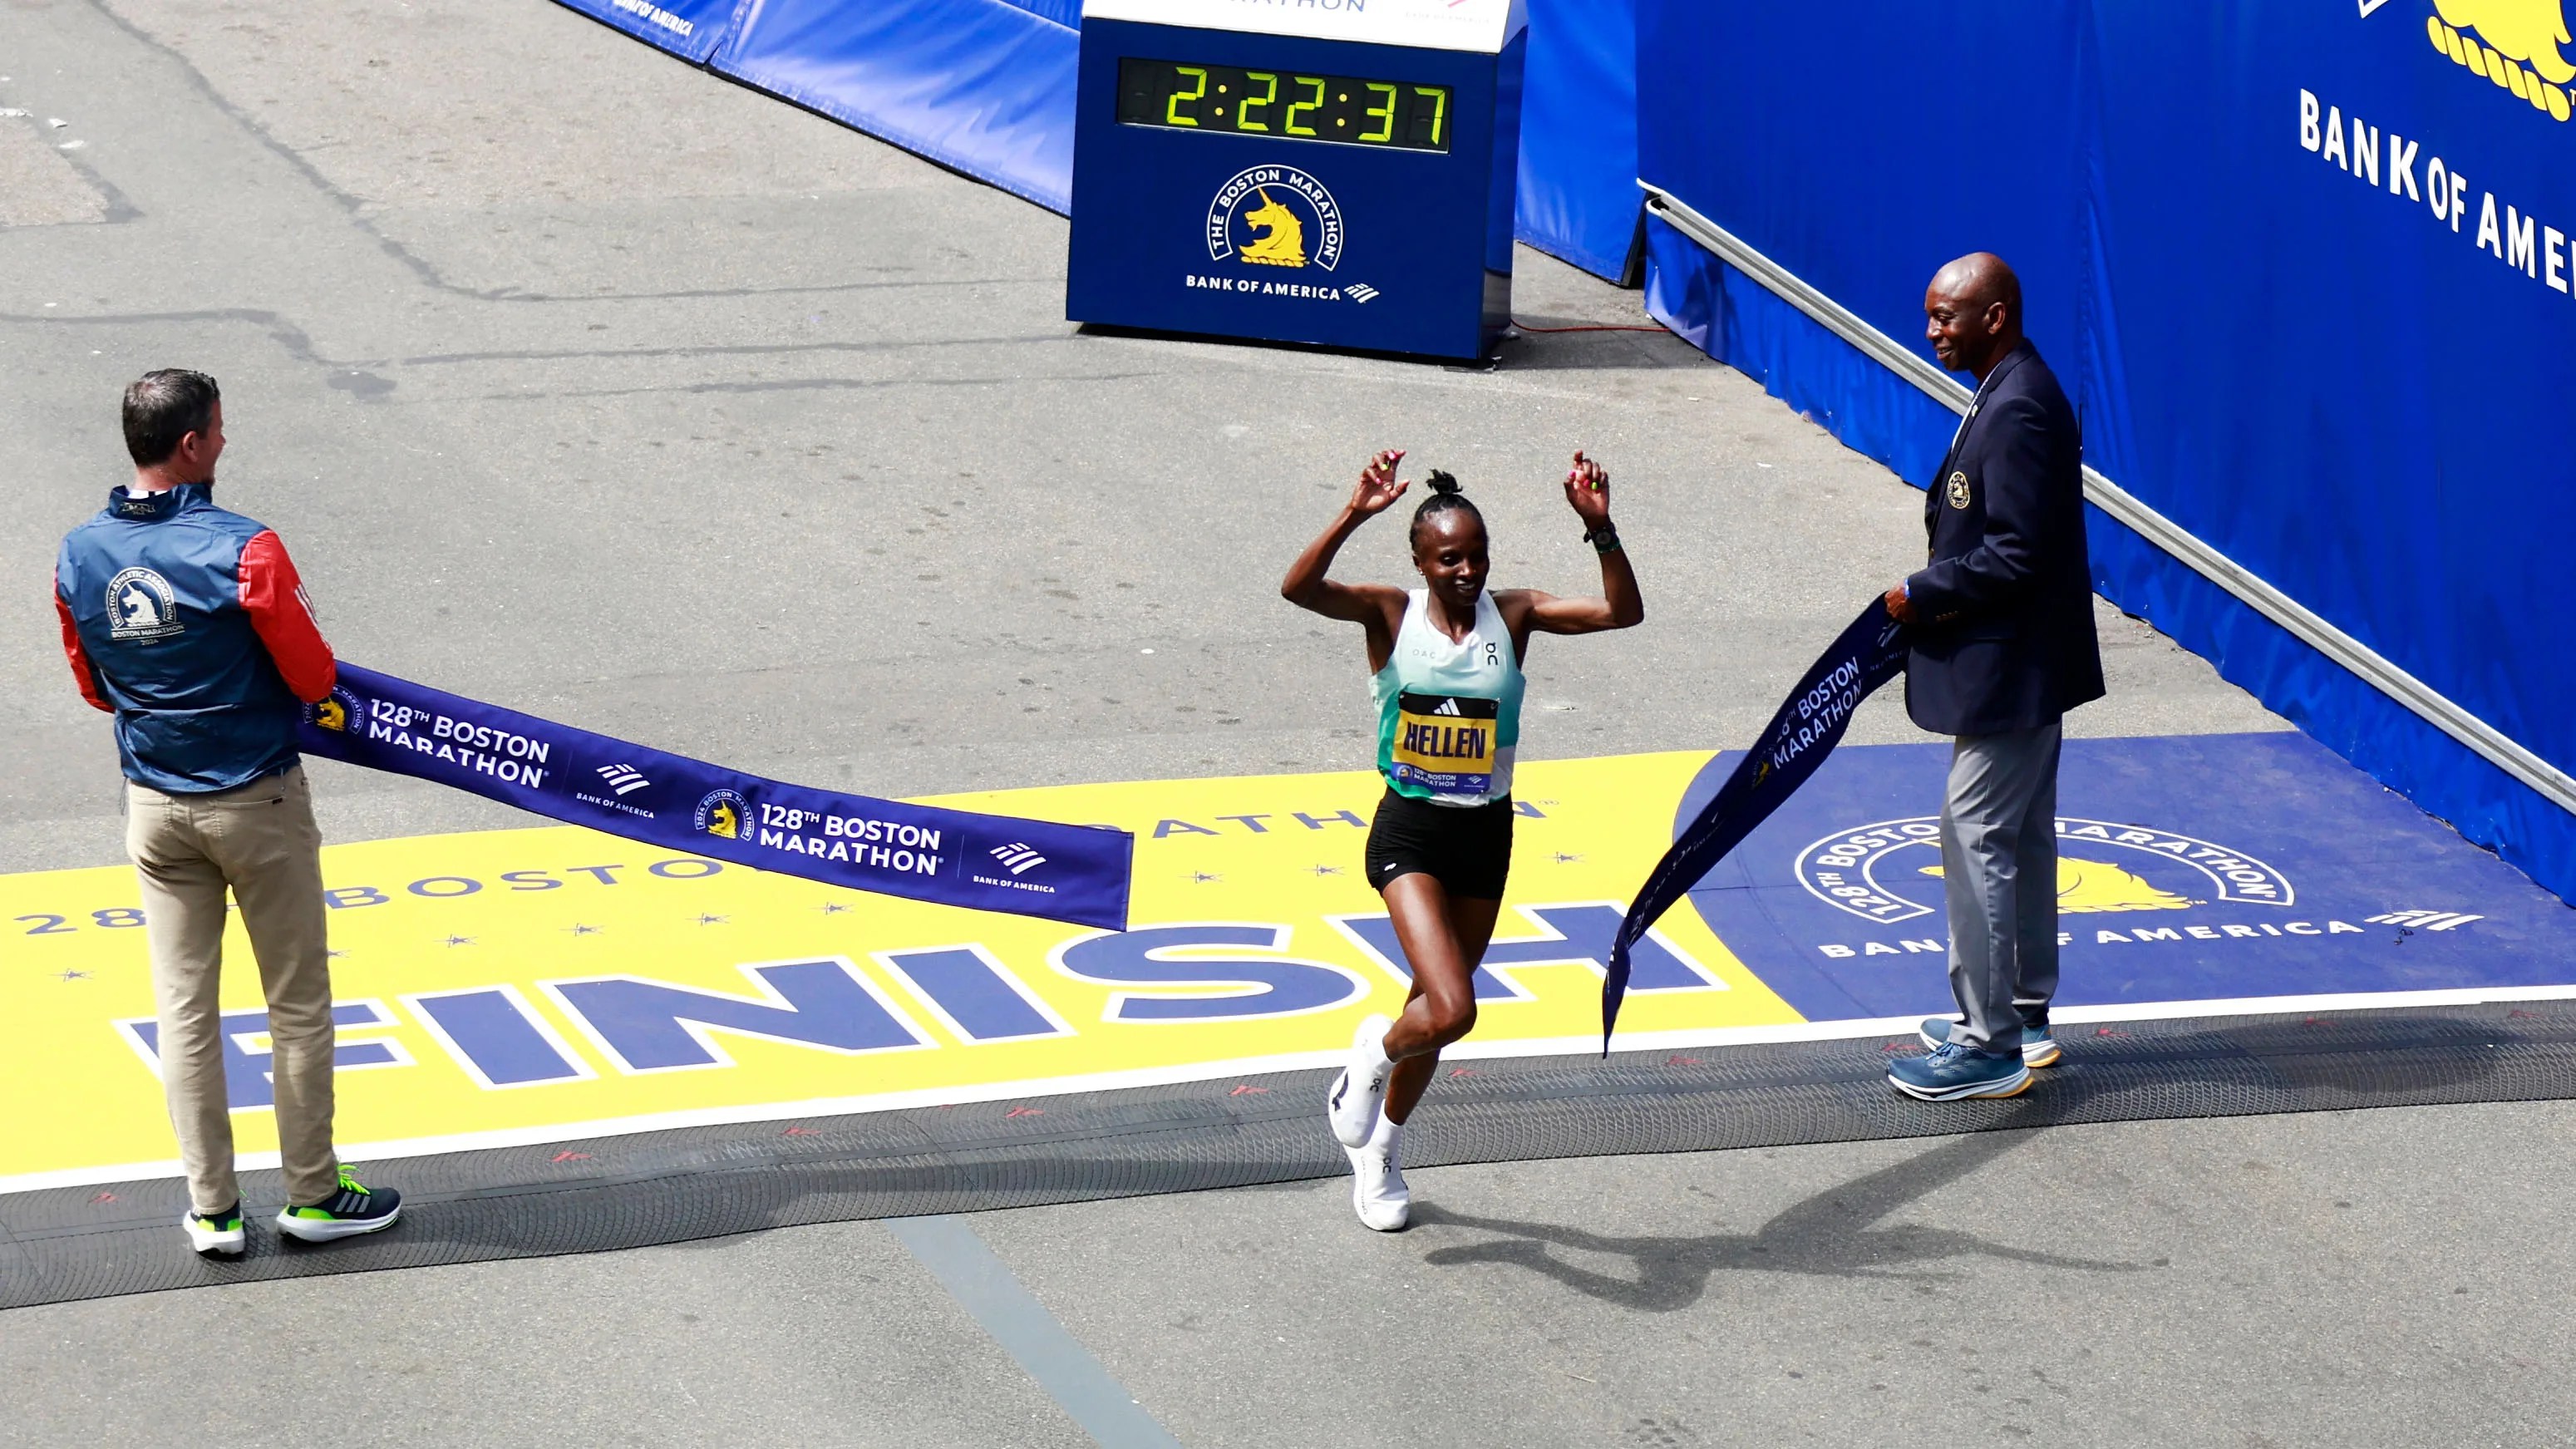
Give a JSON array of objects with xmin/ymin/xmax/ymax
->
[
  {"xmin": 275, "ymin": 1166, "xmax": 401, "ymax": 1243},
  {"xmin": 2021, "ymin": 1023, "xmax": 2061, "ymax": 1069},
  {"xmin": 1918, "ymin": 1017, "xmax": 2061, "ymax": 1068},
  {"xmin": 1889, "ymin": 1042, "xmax": 2032, "ymax": 1101}
]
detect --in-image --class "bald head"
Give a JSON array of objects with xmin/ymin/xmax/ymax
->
[{"xmin": 1923, "ymin": 252, "xmax": 2024, "ymax": 382}]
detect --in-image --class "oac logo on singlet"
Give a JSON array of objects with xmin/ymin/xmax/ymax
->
[
  {"xmin": 105, "ymin": 567, "xmax": 184, "ymax": 642},
  {"xmin": 1390, "ymin": 691, "xmax": 1497, "ymax": 795}
]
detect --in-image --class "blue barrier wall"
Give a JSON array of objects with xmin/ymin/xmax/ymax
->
[
  {"xmin": 1512, "ymin": 0, "xmax": 1640, "ymax": 278},
  {"xmin": 1636, "ymin": 1, "xmax": 2576, "ymax": 904},
  {"xmin": 549, "ymin": 0, "xmax": 744, "ymax": 63},
  {"xmin": 717, "ymin": 0, "xmax": 1080, "ymax": 211},
  {"xmin": 544, "ymin": 0, "xmax": 1638, "ymax": 276}
]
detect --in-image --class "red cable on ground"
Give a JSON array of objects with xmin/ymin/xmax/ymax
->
[{"xmin": 1510, "ymin": 318, "xmax": 1671, "ymax": 334}]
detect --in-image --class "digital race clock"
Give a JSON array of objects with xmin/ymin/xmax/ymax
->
[
  {"xmin": 1068, "ymin": 0, "xmax": 1528, "ymax": 359},
  {"xmin": 1116, "ymin": 58, "xmax": 1451, "ymax": 153}
]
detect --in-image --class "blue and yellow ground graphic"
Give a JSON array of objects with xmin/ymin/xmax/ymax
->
[
  {"xmin": 7, "ymin": 736, "xmax": 2570, "ymax": 1194},
  {"xmin": 1682, "ymin": 732, "xmax": 2576, "ymax": 1018}
]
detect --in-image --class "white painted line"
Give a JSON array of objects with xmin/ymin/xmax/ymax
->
[{"xmin": 10, "ymin": 981, "xmax": 2575, "ymax": 1199}]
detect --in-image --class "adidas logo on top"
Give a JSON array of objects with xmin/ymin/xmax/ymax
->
[{"xmin": 1434, "ymin": 698, "xmax": 1462, "ymax": 716}]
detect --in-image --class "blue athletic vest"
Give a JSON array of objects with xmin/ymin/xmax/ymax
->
[{"xmin": 57, "ymin": 484, "xmax": 303, "ymax": 793}]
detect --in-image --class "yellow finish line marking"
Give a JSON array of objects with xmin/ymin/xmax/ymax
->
[{"xmin": 0, "ymin": 753, "xmax": 1800, "ymax": 1193}]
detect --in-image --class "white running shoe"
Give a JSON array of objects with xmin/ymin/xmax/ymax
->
[
  {"xmin": 182, "ymin": 1203, "xmax": 246, "ymax": 1257},
  {"xmin": 1325, "ymin": 1013, "xmax": 1396, "ymax": 1148},
  {"xmin": 1346, "ymin": 1114, "xmax": 1410, "ymax": 1232}
]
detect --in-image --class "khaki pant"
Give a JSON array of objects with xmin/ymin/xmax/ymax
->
[{"xmin": 126, "ymin": 765, "xmax": 339, "ymax": 1213}]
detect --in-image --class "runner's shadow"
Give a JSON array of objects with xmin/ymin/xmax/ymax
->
[{"xmin": 1409, "ymin": 1121, "xmax": 2140, "ymax": 1312}]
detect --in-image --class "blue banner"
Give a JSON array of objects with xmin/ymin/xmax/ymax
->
[
  {"xmin": 545, "ymin": 0, "xmax": 1638, "ymax": 279},
  {"xmin": 298, "ymin": 664, "xmax": 1133, "ymax": 931},
  {"xmin": 1633, "ymin": 0, "xmax": 2576, "ymax": 905},
  {"xmin": 551, "ymin": 0, "xmax": 745, "ymax": 63},
  {"xmin": 1515, "ymin": 0, "xmax": 1641, "ymax": 279},
  {"xmin": 1603, "ymin": 599, "xmax": 1907, "ymax": 1047},
  {"xmin": 712, "ymin": 0, "xmax": 1079, "ymax": 212}
]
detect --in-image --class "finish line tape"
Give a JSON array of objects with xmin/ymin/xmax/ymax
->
[{"xmin": 302, "ymin": 663, "xmax": 1134, "ymax": 930}]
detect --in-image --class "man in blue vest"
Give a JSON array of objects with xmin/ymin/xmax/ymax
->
[
  {"xmin": 1881, "ymin": 256, "xmax": 2106, "ymax": 1102},
  {"xmin": 55, "ymin": 369, "xmax": 401, "ymax": 1255}
]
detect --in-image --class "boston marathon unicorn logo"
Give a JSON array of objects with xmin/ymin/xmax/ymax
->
[
  {"xmin": 1920, "ymin": 856, "xmax": 2195, "ymax": 914},
  {"xmin": 1206, "ymin": 165, "xmax": 1345, "ymax": 271},
  {"xmin": 2428, "ymin": 0, "xmax": 2574, "ymax": 121},
  {"xmin": 1237, "ymin": 190, "xmax": 1308, "ymax": 268},
  {"xmin": 311, "ymin": 683, "xmax": 362, "ymax": 733},
  {"xmin": 694, "ymin": 789, "xmax": 750, "ymax": 840},
  {"xmin": 1795, "ymin": 817, "xmax": 2293, "ymax": 925},
  {"xmin": 105, "ymin": 566, "xmax": 183, "ymax": 642}
]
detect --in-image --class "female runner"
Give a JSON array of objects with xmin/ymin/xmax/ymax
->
[{"xmin": 1280, "ymin": 448, "xmax": 1643, "ymax": 1230}]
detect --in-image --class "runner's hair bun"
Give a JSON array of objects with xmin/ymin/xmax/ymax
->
[{"xmin": 1409, "ymin": 466, "xmax": 1482, "ymax": 550}]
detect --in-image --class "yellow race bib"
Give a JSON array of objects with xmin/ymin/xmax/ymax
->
[{"xmin": 1390, "ymin": 691, "xmax": 1499, "ymax": 795}]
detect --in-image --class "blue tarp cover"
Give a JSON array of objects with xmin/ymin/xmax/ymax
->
[
  {"xmin": 1511, "ymin": 0, "xmax": 1639, "ymax": 278},
  {"xmin": 546, "ymin": 0, "xmax": 1638, "ymax": 274},
  {"xmin": 717, "ymin": 0, "xmax": 1080, "ymax": 212},
  {"xmin": 549, "ymin": 0, "xmax": 742, "ymax": 63}
]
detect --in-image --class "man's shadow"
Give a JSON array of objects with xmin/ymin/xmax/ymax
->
[{"xmin": 1409, "ymin": 1120, "xmax": 2141, "ymax": 1312}]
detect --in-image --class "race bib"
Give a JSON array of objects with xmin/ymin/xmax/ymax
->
[{"xmin": 1390, "ymin": 691, "xmax": 1499, "ymax": 795}]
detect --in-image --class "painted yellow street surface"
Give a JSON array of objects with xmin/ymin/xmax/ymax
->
[{"xmin": 1, "ymin": 752, "xmax": 1795, "ymax": 1190}]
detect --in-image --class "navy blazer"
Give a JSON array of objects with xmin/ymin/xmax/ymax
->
[{"xmin": 1903, "ymin": 341, "xmax": 2106, "ymax": 736}]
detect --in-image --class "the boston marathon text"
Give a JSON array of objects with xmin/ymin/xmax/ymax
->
[
  {"xmin": 1771, "ymin": 658, "xmax": 1867, "ymax": 768},
  {"xmin": 756, "ymin": 803, "xmax": 943, "ymax": 875},
  {"xmin": 365, "ymin": 700, "xmax": 551, "ymax": 787}
]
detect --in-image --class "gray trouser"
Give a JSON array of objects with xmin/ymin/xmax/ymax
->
[
  {"xmin": 126, "ymin": 765, "xmax": 341, "ymax": 1214},
  {"xmin": 1938, "ymin": 722, "xmax": 2062, "ymax": 1056}
]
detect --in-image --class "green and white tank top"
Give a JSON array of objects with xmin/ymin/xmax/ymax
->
[{"xmin": 1372, "ymin": 588, "xmax": 1525, "ymax": 806}]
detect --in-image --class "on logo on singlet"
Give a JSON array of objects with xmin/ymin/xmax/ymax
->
[{"xmin": 1391, "ymin": 691, "xmax": 1497, "ymax": 794}]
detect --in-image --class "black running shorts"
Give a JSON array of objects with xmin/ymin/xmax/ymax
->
[{"xmin": 1364, "ymin": 789, "xmax": 1515, "ymax": 900}]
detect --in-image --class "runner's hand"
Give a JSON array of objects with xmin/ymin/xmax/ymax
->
[
  {"xmin": 1348, "ymin": 449, "xmax": 1410, "ymax": 517},
  {"xmin": 1563, "ymin": 451, "xmax": 1611, "ymax": 526}
]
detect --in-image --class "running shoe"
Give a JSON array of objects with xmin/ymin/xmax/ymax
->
[
  {"xmin": 274, "ymin": 1166, "xmax": 401, "ymax": 1242},
  {"xmin": 183, "ymin": 1202, "xmax": 245, "ymax": 1257},
  {"xmin": 1888, "ymin": 1042, "xmax": 2032, "ymax": 1101},
  {"xmin": 2019, "ymin": 1023, "xmax": 2061, "ymax": 1069},
  {"xmin": 1917, "ymin": 1017, "xmax": 2061, "ymax": 1067},
  {"xmin": 1345, "ymin": 1116, "xmax": 1410, "ymax": 1232},
  {"xmin": 1326, "ymin": 1013, "xmax": 1396, "ymax": 1148}
]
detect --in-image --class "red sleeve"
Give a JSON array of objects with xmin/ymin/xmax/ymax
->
[
  {"xmin": 54, "ymin": 567, "xmax": 111, "ymax": 712},
  {"xmin": 239, "ymin": 530, "xmax": 337, "ymax": 702}
]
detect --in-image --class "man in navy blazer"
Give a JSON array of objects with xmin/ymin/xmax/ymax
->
[{"xmin": 1880, "ymin": 253, "xmax": 2105, "ymax": 1102}]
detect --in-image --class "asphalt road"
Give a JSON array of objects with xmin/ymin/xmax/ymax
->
[{"xmin": 5, "ymin": 2, "xmax": 2567, "ymax": 1446}]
